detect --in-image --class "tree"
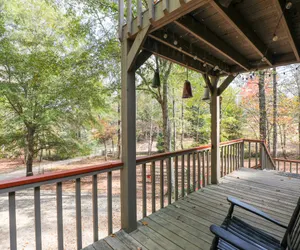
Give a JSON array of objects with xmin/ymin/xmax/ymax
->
[
  {"xmin": 258, "ymin": 71, "xmax": 267, "ymax": 141},
  {"xmin": 272, "ymin": 68, "xmax": 278, "ymax": 157},
  {"xmin": 0, "ymin": 0, "xmax": 105, "ymax": 175}
]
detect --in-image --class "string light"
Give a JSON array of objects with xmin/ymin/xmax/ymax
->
[
  {"xmin": 285, "ymin": 2, "xmax": 292, "ymax": 9},
  {"xmin": 213, "ymin": 65, "xmax": 219, "ymax": 71},
  {"xmin": 203, "ymin": 63, "xmax": 207, "ymax": 67},
  {"xmin": 163, "ymin": 33, "xmax": 168, "ymax": 39},
  {"xmin": 174, "ymin": 40, "xmax": 178, "ymax": 45},
  {"xmin": 272, "ymin": 34, "xmax": 278, "ymax": 41},
  {"xmin": 193, "ymin": 55, "xmax": 198, "ymax": 60}
]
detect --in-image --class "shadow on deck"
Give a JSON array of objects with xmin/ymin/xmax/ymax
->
[{"xmin": 83, "ymin": 168, "xmax": 300, "ymax": 250}]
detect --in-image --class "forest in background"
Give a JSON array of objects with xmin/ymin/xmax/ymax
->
[{"xmin": 0, "ymin": 0, "xmax": 299, "ymax": 177}]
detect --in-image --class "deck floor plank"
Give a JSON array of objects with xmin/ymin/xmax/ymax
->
[{"xmin": 85, "ymin": 168, "xmax": 300, "ymax": 250}]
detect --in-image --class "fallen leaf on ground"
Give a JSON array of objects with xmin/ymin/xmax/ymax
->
[{"xmin": 141, "ymin": 221, "xmax": 148, "ymax": 226}]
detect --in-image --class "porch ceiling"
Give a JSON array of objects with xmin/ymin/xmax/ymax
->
[{"xmin": 129, "ymin": 0, "xmax": 300, "ymax": 75}]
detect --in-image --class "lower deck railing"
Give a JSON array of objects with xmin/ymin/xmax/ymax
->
[
  {"xmin": 273, "ymin": 158, "xmax": 300, "ymax": 173},
  {"xmin": 0, "ymin": 138, "xmax": 282, "ymax": 250}
]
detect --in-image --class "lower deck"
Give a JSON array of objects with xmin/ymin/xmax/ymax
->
[{"xmin": 83, "ymin": 168, "xmax": 300, "ymax": 250}]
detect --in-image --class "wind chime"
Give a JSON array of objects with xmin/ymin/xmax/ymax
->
[
  {"xmin": 202, "ymin": 73, "xmax": 210, "ymax": 101},
  {"xmin": 182, "ymin": 66, "xmax": 193, "ymax": 98},
  {"xmin": 152, "ymin": 68, "xmax": 161, "ymax": 88}
]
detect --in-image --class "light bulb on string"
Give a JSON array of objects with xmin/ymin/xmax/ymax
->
[
  {"xmin": 163, "ymin": 33, "xmax": 168, "ymax": 39},
  {"xmin": 272, "ymin": 34, "xmax": 278, "ymax": 41},
  {"xmin": 174, "ymin": 40, "xmax": 178, "ymax": 46},
  {"xmin": 203, "ymin": 63, "xmax": 207, "ymax": 67},
  {"xmin": 285, "ymin": 2, "xmax": 292, "ymax": 9}
]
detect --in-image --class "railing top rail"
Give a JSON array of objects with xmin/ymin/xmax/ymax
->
[
  {"xmin": 273, "ymin": 158, "xmax": 300, "ymax": 163},
  {"xmin": 243, "ymin": 139, "xmax": 264, "ymax": 143},
  {"xmin": 0, "ymin": 161, "xmax": 123, "ymax": 190},
  {"xmin": 136, "ymin": 139, "xmax": 243, "ymax": 164}
]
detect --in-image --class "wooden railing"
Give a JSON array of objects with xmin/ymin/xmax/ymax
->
[
  {"xmin": 243, "ymin": 139, "xmax": 275, "ymax": 170},
  {"xmin": 273, "ymin": 158, "xmax": 300, "ymax": 174},
  {"xmin": 0, "ymin": 162, "xmax": 123, "ymax": 250},
  {"xmin": 0, "ymin": 138, "xmax": 276, "ymax": 250}
]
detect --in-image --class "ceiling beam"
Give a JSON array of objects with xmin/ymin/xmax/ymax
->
[
  {"xmin": 174, "ymin": 15, "xmax": 251, "ymax": 71},
  {"xmin": 210, "ymin": 0, "xmax": 273, "ymax": 66},
  {"xmin": 143, "ymin": 37, "xmax": 216, "ymax": 75},
  {"xmin": 149, "ymin": 30, "xmax": 231, "ymax": 74},
  {"xmin": 273, "ymin": 0, "xmax": 300, "ymax": 61}
]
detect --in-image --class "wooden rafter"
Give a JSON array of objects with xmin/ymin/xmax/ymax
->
[
  {"xmin": 143, "ymin": 38, "xmax": 215, "ymax": 75},
  {"xmin": 149, "ymin": 30, "xmax": 231, "ymax": 74},
  {"xmin": 210, "ymin": 0, "xmax": 273, "ymax": 66},
  {"xmin": 174, "ymin": 15, "xmax": 251, "ymax": 71},
  {"xmin": 273, "ymin": 0, "xmax": 300, "ymax": 61}
]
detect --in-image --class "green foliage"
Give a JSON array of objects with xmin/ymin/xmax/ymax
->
[{"xmin": 0, "ymin": 0, "xmax": 106, "ymax": 166}]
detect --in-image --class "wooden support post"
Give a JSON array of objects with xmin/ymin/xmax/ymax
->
[
  {"xmin": 210, "ymin": 76, "xmax": 220, "ymax": 184},
  {"xmin": 121, "ymin": 36, "xmax": 137, "ymax": 233}
]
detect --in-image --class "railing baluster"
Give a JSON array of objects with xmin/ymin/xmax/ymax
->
[
  {"xmin": 290, "ymin": 162, "xmax": 292, "ymax": 173},
  {"xmin": 107, "ymin": 172, "xmax": 112, "ymax": 235},
  {"xmin": 224, "ymin": 146, "xmax": 227, "ymax": 174},
  {"xmin": 175, "ymin": 156, "xmax": 178, "ymax": 200},
  {"xmin": 297, "ymin": 163, "xmax": 299, "ymax": 174},
  {"xmin": 197, "ymin": 152, "xmax": 201, "ymax": 189},
  {"xmin": 9, "ymin": 192, "xmax": 17, "ymax": 250},
  {"xmin": 221, "ymin": 147, "xmax": 223, "ymax": 177},
  {"xmin": 127, "ymin": 0, "xmax": 132, "ymax": 35},
  {"xmin": 34, "ymin": 187, "xmax": 42, "ymax": 250},
  {"xmin": 248, "ymin": 142, "xmax": 251, "ymax": 168},
  {"xmin": 207, "ymin": 150, "xmax": 210, "ymax": 184},
  {"xmin": 284, "ymin": 161, "xmax": 286, "ymax": 172},
  {"xmin": 160, "ymin": 160, "xmax": 164, "ymax": 208},
  {"xmin": 187, "ymin": 154, "xmax": 191, "ymax": 194},
  {"xmin": 76, "ymin": 178, "xmax": 82, "ymax": 250},
  {"xmin": 56, "ymin": 182, "xmax": 64, "ymax": 250},
  {"xmin": 181, "ymin": 155, "xmax": 185, "ymax": 197},
  {"xmin": 137, "ymin": 0, "xmax": 142, "ymax": 29},
  {"xmin": 151, "ymin": 161, "xmax": 156, "ymax": 213},
  {"xmin": 148, "ymin": 0, "xmax": 154, "ymax": 21},
  {"xmin": 232, "ymin": 145, "xmax": 235, "ymax": 170},
  {"xmin": 92, "ymin": 175, "xmax": 98, "ymax": 242},
  {"xmin": 255, "ymin": 142, "xmax": 258, "ymax": 168},
  {"xmin": 202, "ymin": 151, "xmax": 206, "ymax": 187},
  {"xmin": 193, "ymin": 153, "xmax": 196, "ymax": 191},
  {"xmin": 227, "ymin": 145, "xmax": 230, "ymax": 173},
  {"xmin": 142, "ymin": 163, "xmax": 147, "ymax": 217},
  {"xmin": 118, "ymin": 0, "xmax": 124, "ymax": 40},
  {"xmin": 167, "ymin": 158, "xmax": 172, "ymax": 205}
]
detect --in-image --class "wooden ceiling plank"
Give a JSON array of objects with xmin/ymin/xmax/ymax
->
[
  {"xmin": 143, "ymin": 37, "xmax": 215, "ymax": 75},
  {"xmin": 149, "ymin": 30, "xmax": 231, "ymax": 74},
  {"xmin": 210, "ymin": 0, "xmax": 273, "ymax": 66},
  {"xmin": 174, "ymin": 16, "xmax": 251, "ymax": 71},
  {"xmin": 273, "ymin": 0, "xmax": 300, "ymax": 61}
]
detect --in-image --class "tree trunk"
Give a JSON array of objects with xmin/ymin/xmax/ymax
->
[
  {"xmin": 148, "ymin": 114, "xmax": 153, "ymax": 155},
  {"xmin": 272, "ymin": 68, "xmax": 277, "ymax": 157},
  {"xmin": 172, "ymin": 89, "xmax": 176, "ymax": 151},
  {"xmin": 111, "ymin": 137, "xmax": 115, "ymax": 156},
  {"xmin": 162, "ymin": 69, "xmax": 170, "ymax": 153},
  {"xmin": 25, "ymin": 127, "xmax": 35, "ymax": 176},
  {"xmin": 117, "ymin": 101, "xmax": 121, "ymax": 159},
  {"xmin": 181, "ymin": 99, "xmax": 184, "ymax": 150},
  {"xmin": 258, "ymin": 71, "xmax": 267, "ymax": 141},
  {"xmin": 104, "ymin": 140, "xmax": 107, "ymax": 161}
]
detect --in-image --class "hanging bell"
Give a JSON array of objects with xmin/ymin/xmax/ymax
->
[
  {"xmin": 151, "ymin": 69, "xmax": 161, "ymax": 88},
  {"xmin": 202, "ymin": 85, "xmax": 210, "ymax": 101},
  {"xmin": 182, "ymin": 80, "xmax": 193, "ymax": 98}
]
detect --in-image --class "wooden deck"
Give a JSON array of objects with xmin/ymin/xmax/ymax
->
[{"xmin": 83, "ymin": 168, "xmax": 300, "ymax": 250}]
